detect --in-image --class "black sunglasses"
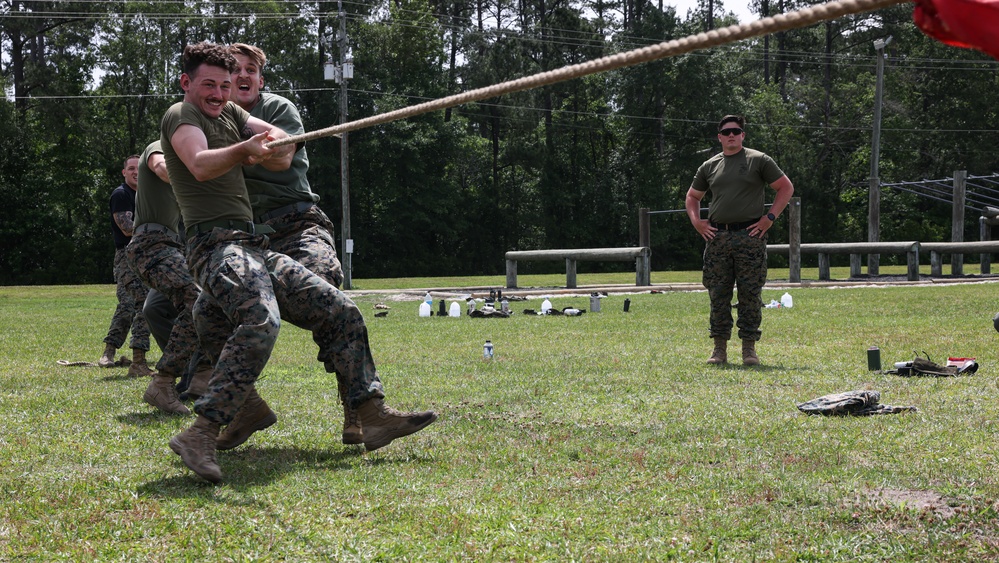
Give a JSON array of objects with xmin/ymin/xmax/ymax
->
[{"xmin": 719, "ymin": 127, "xmax": 744, "ymax": 136}]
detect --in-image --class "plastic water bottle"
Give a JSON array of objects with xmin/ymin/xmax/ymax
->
[
  {"xmin": 541, "ymin": 298, "xmax": 552, "ymax": 314},
  {"xmin": 424, "ymin": 292, "xmax": 433, "ymax": 306},
  {"xmin": 780, "ymin": 292, "xmax": 793, "ymax": 308},
  {"xmin": 418, "ymin": 301, "xmax": 431, "ymax": 317},
  {"xmin": 449, "ymin": 302, "xmax": 461, "ymax": 317},
  {"xmin": 483, "ymin": 340, "xmax": 494, "ymax": 359},
  {"xmin": 500, "ymin": 298, "xmax": 509, "ymax": 313}
]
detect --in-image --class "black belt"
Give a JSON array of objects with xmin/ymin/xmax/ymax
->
[
  {"xmin": 134, "ymin": 223, "xmax": 179, "ymax": 238},
  {"xmin": 256, "ymin": 201, "xmax": 316, "ymax": 223},
  {"xmin": 710, "ymin": 218, "xmax": 759, "ymax": 231},
  {"xmin": 185, "ymin": 220, "xmax": 276, "ymax": 238}
]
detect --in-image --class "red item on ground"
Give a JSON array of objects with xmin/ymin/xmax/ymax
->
[
  {"xmin": 913, "ymin": 0, "xmax": 999, "ymax": 60},
  {"xmin": 946, "ymin": 357, "xmax": 976, "ymax": 369}
]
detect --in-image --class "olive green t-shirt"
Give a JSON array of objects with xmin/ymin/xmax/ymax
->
[
  {"xmin": 690, "ymin": 147, "xmax": 785, "ymax": 224},
  {"xmin": 160, "ymin": 101, "xmax": 254, "ymax": 227},
  {"xmin": 243, "ymin": 93, "xmax": 318, "ymax": 217},
  {"xmin": 134, "ymin": 140, "xmax": 182, "ymax": 233}
]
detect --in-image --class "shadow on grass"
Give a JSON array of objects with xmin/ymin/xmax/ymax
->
[
  {"xmin": 137, "ymin": 445, "xmax": 431, "ymax": 494},
  {"xmin": 116, "ymin": 411, "xmax": 192, "ymax": 426},
  {"xmin": 100, "ymin": 373, "xmax": 141, "ymax": 383}
]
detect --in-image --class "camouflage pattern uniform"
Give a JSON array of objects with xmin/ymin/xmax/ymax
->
[
  {"xmin": 702, "ymin": 229, "xmax": 767, "ymax": 341},
  {"xmin": 264, "ymin": 204, "xmax": 343, "ymax": 289},
  {"xmin": 125, "ymin": 227, "xmax": 203, "ymax": 378},
  {"xmin": 187, "ymin": 228, "xmax": 384, "ymax": 425},
  {"xmin": 104, "ymin": 249, "xmax": 150, "ymax": 351}
]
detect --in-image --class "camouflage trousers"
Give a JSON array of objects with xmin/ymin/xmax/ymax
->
[
  {"xmin": 187, "ymin": 229, "xmax": 384, "ymax": 426},
  {"xmin": 702, "ymin": 230, "xmax": 767, "ymax": 341},
  {"xmin": 124, "ymin": 229, "xmax": 201, "ymax": 377},
  {"xmin": 264, "ymin": 204, "xmax": 343, "ymax": 289},
  {"xmin": 262, "ymin": 204, "xmax": 352, "ymax": 397},
  {"xmin": 103, "ymin": 249, "xmax": 150, "ymax": 351}
]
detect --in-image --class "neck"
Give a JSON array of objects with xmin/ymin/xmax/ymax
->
[{"xmin": 238, "ymin": 94, "xmax": 261, "ymax": 112}]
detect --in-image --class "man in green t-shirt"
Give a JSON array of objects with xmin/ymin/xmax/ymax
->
[
  {"xmin": 125, "ymin": 140, "xmax": 212, "ymax": 415},
  {"xmin": 163, "ymin": 42, "xmax": 437, "ymax": 483},
  {"xmin": 224, "ymin": 43, "xmax": 359, "ymax": 446},
  {"xmin": 684, "ymin": 115, "xmax": 795, "ymax": 366}
]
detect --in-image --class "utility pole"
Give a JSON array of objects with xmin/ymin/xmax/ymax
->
[
  {"xmin": 868, "ymin": 36, "xmax": 890, "ymax": 276},
  {"xmin": 324, "ymin": 0, "xmax": 354, "ymax": 288}
]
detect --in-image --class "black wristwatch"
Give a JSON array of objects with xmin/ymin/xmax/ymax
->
[{"xmin": 766, "ymin": 212, "xmax": 776, "ymax": 221}]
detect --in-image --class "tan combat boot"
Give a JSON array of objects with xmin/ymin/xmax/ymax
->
[
  {"xmin": 706, "ymin": 337, "xmax": 728, "ymax": 365},
  {"xmin": 127, "ymin": 348, "xmax": 154, "ymax": 378},
  {"xmin": 169, "ymin": 416, "xmax": 222, "ymax": 483},
  {"xmin": 144, "ymin": 373, "xmax": 191, "ymax": 415},
  {"xmin": 339, "ymin": 385, "xmax": 363, "ymax": 445},
  {"xmin": 215, "ymin": 387, "xmax": 277, "ymax": 451},
  {"xmin": 181, "ymin": 367, "xmax": 213, "ymax": 400},
  {"xmin": 742, "ymin": 340, "xmax": 760, "ymax": 366},
  {"xmin": 357, "ymin": 398, "xmax": 438, "ymax": 452},
  {"xmin": 98, "ymin": 343, "xmax": 117, "ymax": 368}
]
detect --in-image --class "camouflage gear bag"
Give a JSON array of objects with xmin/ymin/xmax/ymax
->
[{"xmin": 797, "ymin": 390, "xmax": 917, "ymax": 416}]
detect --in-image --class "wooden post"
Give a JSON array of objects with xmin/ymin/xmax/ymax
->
[
  {"xmin": 639, "ymin": 207, "xmax": 650, "ymax": 248},
  {"xmin": 952, "ymin": 170, "xmax": 967, "ymax": 275},
  {"xmin": 565, "ymin": 258, "xmax": 577, "ymax": 288},
  {"xmin": 981, "ymin": 216, "xmax": 991, "ymax": 274},
  {"xmin": 907, "ymin": 245, "xmax": 920, "ymax": 281},
  {"xmin": 787, "ymin": 197, "xmax": 801, "ymax": 283},
  {"xmin": 818, "ymin": 253, "xmax": 831, "ymax": 281},
  {"xmin": 931, "ymin": 251, "xmax": 942, "ymax": 276},
  {"xmin": 850, "ymin": 254, "xmax": 862, "ymax": 278},
  {"xmin": 506, "ymin": 259, "xmax": 518, "ymax": 289}
]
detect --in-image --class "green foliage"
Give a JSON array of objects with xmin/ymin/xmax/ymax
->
[{"xmin": 3, "ymin": 1, "xmax": 999, "ymax": 284}]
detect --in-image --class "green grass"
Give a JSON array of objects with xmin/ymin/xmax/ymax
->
[{"xmin": 3, "ymin": 274, "xmax": 999, "ymax": 560}]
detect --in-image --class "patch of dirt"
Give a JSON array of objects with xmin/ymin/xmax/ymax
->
[{"xmin": 875, "ymin": 488, "xmax": 956, "ymax": 518}]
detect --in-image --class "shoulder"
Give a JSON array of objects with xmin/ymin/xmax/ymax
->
[
  {"xmin": 698, "ymin": 152, "xmax": 725, "ymax": 169},
  {"xmin": 743, "ymin": 147, "xmax": 775, "ymax": 162},
  {"xmin": 141, "ymin": 140, "xmax": 162, "ymax": 159},
  {"xmin": 260, "ymin": 92, "xmax": 295, "ymax": 109},
  {"xmin": 255, "ymin": 93, "xmax": 304, "ymax": 133}
]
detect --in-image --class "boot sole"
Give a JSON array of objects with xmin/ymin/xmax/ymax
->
[
  {"xmin": 363, "ymin": 412, "xmax": 438, "ymax": 452},
  {"xmin": 342, "ymin": 429, "xmax": 363, "ymax": 445},
  {"xmin": 144, "ymin": 392, "xmax": 191, "ymax": 415},
  {"xmin": 216, "ymin": 412, "xmax": 277, "ymax": 451}
]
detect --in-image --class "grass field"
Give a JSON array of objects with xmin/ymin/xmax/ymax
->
[{"xmin": 3, "ymin": 268, "xmax": 999, "ymax": 561}]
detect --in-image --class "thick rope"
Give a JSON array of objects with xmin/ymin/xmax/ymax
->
[{"xmin": 268, "ymin": 0, "xmax": 911, "ymax": 148}]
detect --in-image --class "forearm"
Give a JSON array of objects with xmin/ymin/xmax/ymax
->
[{"xmin": 113, "ymin": 211, "xmax": 135, "ymax": 236}]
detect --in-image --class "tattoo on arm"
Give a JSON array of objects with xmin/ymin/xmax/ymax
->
[{"xmin": 113, "ymin": 211, "xmax": 135, "ymax": 236}]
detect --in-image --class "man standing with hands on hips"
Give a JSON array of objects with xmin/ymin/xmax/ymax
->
[{"xmin": 684, "ymin": 115, "xmax": 794, "ymax": 366}]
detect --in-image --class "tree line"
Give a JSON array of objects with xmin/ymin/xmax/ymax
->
[{"xmin": 2, "ymin": 0, "xmax": 998, "ymax": 285}]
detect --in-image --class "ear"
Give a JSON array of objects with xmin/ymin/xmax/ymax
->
[{"xmin": 180, "ymin": 73, "xmax": 191, "ymax": 91}]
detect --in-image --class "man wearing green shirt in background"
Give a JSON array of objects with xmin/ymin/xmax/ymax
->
[
  {"xmin": 125, "ymin": 140, "xmax": 212, "ymax": 415},
  {"xmin": 223, "ymin": 43, "xmax": 359, "ymax": 447},
  {"xmin": 684, "ymin": 115, "xmax": 794, "ymax": 366}
]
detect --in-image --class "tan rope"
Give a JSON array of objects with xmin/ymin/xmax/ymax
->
[{"xmin": 267, "ymin": 0, "xmax": 911, "ymax": 148}]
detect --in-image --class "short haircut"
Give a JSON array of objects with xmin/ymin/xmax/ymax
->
[
  {"xmin": 230, "ymin": 43, "xmax": 267, "ymax": 69},
  {"xmin": 182, "ymin": 41, "xmax": 238, "ymax": 76},
  {"xmin": 123, "ymin": 155, "xmax": 140, "ymax": 168},
  {"xmin": 718, "ymin": 115, "xmax": 745, "ymax": 131}
]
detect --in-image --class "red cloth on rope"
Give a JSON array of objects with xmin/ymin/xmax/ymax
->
[{"xmin": 914, "ymin": 0, "xmax": 999, "ymax": 60}]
